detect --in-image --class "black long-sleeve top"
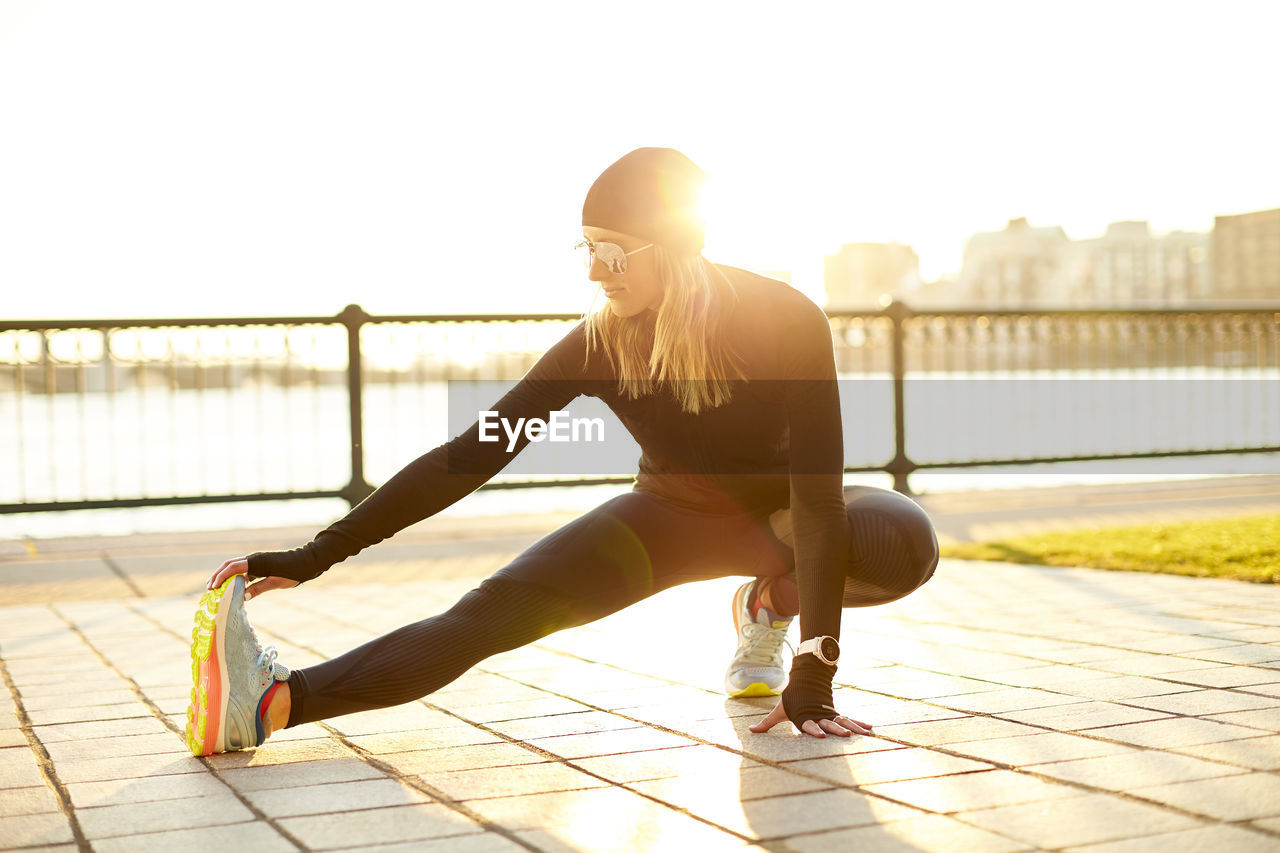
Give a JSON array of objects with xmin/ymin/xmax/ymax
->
[{"xmin": 250, "ymin": 266, "xmax": 850, "ymax": 712}]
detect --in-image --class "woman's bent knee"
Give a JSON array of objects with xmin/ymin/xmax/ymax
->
[{"xmin": 844, "ymin": 486, "xmax": 939, "ymax": 603}]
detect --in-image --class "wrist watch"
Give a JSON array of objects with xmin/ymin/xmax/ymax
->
[{"xmin": 796, "ymin": 635, "xmax": 840, "ymax": 666}]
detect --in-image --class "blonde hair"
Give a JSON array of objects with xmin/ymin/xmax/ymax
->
[{"xmin": 584, "ymin": 247, "xmax": 745, "ymax": 414}]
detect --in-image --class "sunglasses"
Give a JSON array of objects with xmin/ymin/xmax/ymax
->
[{"xmin": 574, "ymin": 239, "xmax": 654, "ymax": 274}]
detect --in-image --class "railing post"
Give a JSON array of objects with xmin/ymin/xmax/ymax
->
[
  {"xmin": 339, "ymin": 303, "xmax": 375, "ymax": 506},
  {"xmin": 884, "ymin": 299, "xmax": 917, "ymax": 495}
]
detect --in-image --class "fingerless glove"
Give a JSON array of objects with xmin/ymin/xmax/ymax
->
[
  {"xmin": 246, "ymin": 544, "xmax": 326, "ymax": 585},
  {"xmin": 780, "ymin": 654, "xmax": 837, "ymax": 730},
  {"xmin": 246, "ymin": 524, "xmax": 374, "ymax": 584}
]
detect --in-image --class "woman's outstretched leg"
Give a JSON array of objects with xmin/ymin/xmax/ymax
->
[
  {"xmin": 188, "ymin": 491, "xmax": 781, "ymax": 753},
  {"xmin": 285, "ymin": 489, "xmax": 793, "ymax": 724},
  {"xmin": 188, "ymin": 572, "xmax": 590, "ymax": 755},
  {"xmin": 284, "ymin": 576, "xmax": 584, "ymax": 727}
]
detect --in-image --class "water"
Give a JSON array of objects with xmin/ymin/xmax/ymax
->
[{"xmin": 3, "ymin": 368, "xmax": 1279, "ymax": 541}]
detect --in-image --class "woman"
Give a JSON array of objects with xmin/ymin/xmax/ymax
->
[{"xmin": 186, "ymin": 147, "xmax": 939, "ymax": 756}]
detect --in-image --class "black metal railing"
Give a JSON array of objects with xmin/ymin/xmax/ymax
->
[{"xmin": 3, "ymin": 302, "xmax": 1278, "ymax": 514}]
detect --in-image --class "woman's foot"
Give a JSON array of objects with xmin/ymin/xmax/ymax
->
[
  {"xmin": 186, "ymin": 574, "xmax": 291, "ymax": 756},
  {"xmin": 724, "ymin": 580, "xmax": 793, "ymax": 697}
]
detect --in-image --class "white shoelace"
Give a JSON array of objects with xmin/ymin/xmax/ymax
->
[
  {"xmin": 256, "ymin": 646, "xmax": 279, "ymax": 679},
  {"xmin": 738, "ymin": 622, "xmax": 791, "ymax": 667},
  {"xmin": 243, "ymin": 615, "xmax": 280, "ymax": 680}
]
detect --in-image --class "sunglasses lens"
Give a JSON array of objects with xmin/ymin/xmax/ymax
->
[
  {"xmin": 596, "ymin": 242, "xmax": 625, "ymax": 273},
  {"xmin": 576, "ymin": 240, "xmax": 632, "ymax": 273}
]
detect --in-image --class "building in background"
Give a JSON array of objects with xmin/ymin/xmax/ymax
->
[
  {"xmin": 958, "ymin": 218, "xmax": 1070, "ymax": 306},
  {"xmin": 823, "ymin": 242, "xmax": 920, "ymax": 309},
  {"xmin": 1155, "ymin": 229, "xmax": 1213, "ymax": 304},
  {"xmin": 1213, "ymin": 207, "xmax": 1280, "ymax": 301},
  {"xmin": 1066, "ymin": 221, "xmax": 1210, "ymax": 306},
  {"xmin": 906, "ymin": 274, "xmax": 965, "ymax": 307},
  {"xmin": 957, "ymin": 217, "xmax": 1212, "ymax": 307}
]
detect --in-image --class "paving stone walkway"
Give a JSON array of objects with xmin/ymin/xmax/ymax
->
[{"xmin": 3, "ymin": 539, "xmax": 1280, "ymax": 850}]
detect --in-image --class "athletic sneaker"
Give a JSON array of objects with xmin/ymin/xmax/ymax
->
[
  {"xmin": 186, "ymin": 574, "xmax": 290, "ymax": 756},
  {"xmin": 724, "ymin": 580, "xmax": 793, "ymax": 697}
]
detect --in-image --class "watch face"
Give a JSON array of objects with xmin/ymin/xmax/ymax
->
[{"xmin": 820, "ymin": 637, "xmax": 840, "ymax": 662}]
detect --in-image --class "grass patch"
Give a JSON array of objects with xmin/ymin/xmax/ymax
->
[{"xmin": 941, "ymin": 513, "xmax": 1280, "ymax": 583}]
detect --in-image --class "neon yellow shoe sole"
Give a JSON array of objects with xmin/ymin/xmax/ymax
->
[
  {"xmin": 185, "ymin": 576, "xmax": 237, "ymax": 756},
  {"xmin": 728, "ymin": 682, "xmax": 781, "ymax": 698}
]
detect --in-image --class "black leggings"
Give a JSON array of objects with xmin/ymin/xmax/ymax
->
[{"xmin": 286, "ymin": 485, "xmax": 939, "ymax": 727}]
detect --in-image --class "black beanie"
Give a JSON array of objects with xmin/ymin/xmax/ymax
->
[{"xmin": 581, "ymin": 147, "xmax": 708, "ymax": 256}]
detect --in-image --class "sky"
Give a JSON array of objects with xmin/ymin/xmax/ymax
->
[{"xmin": 1, "ymin": 0, "xmax": 1277, "ymax": 319}]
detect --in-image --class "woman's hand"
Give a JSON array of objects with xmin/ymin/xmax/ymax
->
[
  {"xmin": 206, "ymin": 557, "xmax": 299, "ymax": 602},
  {"xmin": 749, "ymin": 698, "xmax": 874, "ymax": 739}
]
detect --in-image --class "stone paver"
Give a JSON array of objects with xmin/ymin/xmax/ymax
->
[
  {"xmin": 632, "ymin": 763, "xmax": 832, "ymax": 802},
  {"xmin": 1252, "ymin": 816, "xmax": 1280, "ymax": 833},
  {"xmin": 484, "ymin": 710, "xmax": 643, "ymax": 740},
  {"xmin": 786, "ymin": 814, "xmax": 1031, "ymax": 853},
  {"xmin": 1027, "ymin": 749, "xmax": 1248, "ymax": 790},
  {"xmin": 1168, "ymin": 733, "xmax": 1280, "ymax": 769},
  {"xmin": 42, "ymin": 732, "xmax": 185, "ymax": 761},
  {"xmin": 245, "ymin": 777, "xmax": 434, "ymax": 817},
  {"xmin": 862, "ymin": 768, "xmax": 1087, "ymax": 813},
  {"xmin": 278, "ymin": 802, "xmax": 483, "ymax": 848},
  {"xmin": 217, "ymin": 757, "xmax": 389, "ymax": 791},
  {"xmin": 874, "ymin": 716, "xmax": 1047, "ymax": 746},
  {"xmin": 625, "ymin": 783, "xmax": 920, "ymax": 840},
  {"xmin": 1045, "ymin": 675, "xmax": 1200, "ymax": 701},
  {"xmin": 1171, "ymin": 666, "xmax": 1280, "ymax": 688},
  {"xmin": 74, "ymin": 794, "xmax": 254, "ymax": 839},
  {"xmin": 525, "ymin": 726, "xmax": 695, "ymax": 759},
  {"xmin": 49, "ymin": 751, "xmax": 206, "ymax": 784},
  {"xmin": 569, "ymin": 743, "xmax": 746, "ymax": 783},
  {"xmin": 996, "ymin": 700, "xmax": 1172, "ymax": 730},
  {"xmin": 347, "ymin": 835, "xmax": 526, "ymax": 853},
  {"xmin": 931, "ymin": 687, "xmax": 1094, "ymax": 714},
  {"xmin": 1125, "ymin": 688, "xmax": 1280, "ymax": 716},
  {"xmin": 0, "ymin": 747, "xmax": 47, "ymax": 788},
  {"xmin": 88, "ymin": 820, "xmax": 298, "ymax": 853},
  {"xmin": 65, "ymin": 771, "xmax": 227, "ymax": 807},
  {"xmin": 463, "ymin": 786, "xmax": 654, "ymax": 831},
  {"xmin": 1084, "ymin": 716, "xmax": 1266, "ymax": 748},
  {"xmin": 5, "ymin": 507, "xmax": 1280, "ymax": 851},
  {"xmin": 516, "ymin": 810, "xmax": 751, "ymax": 852},
  {"xmin": 788, "ymin": 746, "xmax": 995, "ymax": 786},
  {"xmin": 941, "ymin": 732, "xmax": 1137, "ymax": 765},
  {"xmin": 1131, "ymin": 772, "xmax": 1280, "ymax": 821},
  {"xmin": 957, "ymin": 793, "xmax": 1204, "ymax": 848},
  {"xmin": 418, "ymin": 761, "xmax": 609, "ymax": 801},
  {"xmin": 345, "ymin": 725, "xmax": 503, "ymax": 755},
  {"xmin": 204, "ymin": 736, "xmax": 355, "ymax": 768},
  {"xmin": 1064, "ymin": 824, "xmax": 1280, "ymax": 853},
  {"xmin": 1205, "ymin": 707, "xmax": 1280, "ymax": 730},
  {"xmin": 25, "ymin": 702, "xmax": 153, "ymax": 726},
  {"xmin": 0, "ymin": 783, "xmax": 62, "ymax": 817},
  {"xmin": 381, "ymin": 742, "xmax": 550, "ymax": 775},
  {"xmin": 0, "ymin": 811, "xmax": 75, "ymax": 847}
]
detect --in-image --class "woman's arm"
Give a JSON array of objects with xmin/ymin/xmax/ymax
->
[
  {"xmin": 777, "ymin": 299, "xmax": 852, "ymax": 730},
  {"xmin": 245, "ymin": 323, "xmax": 591, "ymax": 584}
]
